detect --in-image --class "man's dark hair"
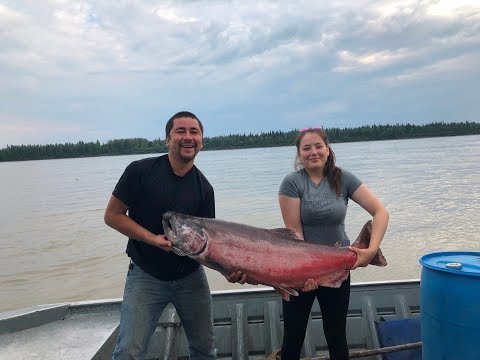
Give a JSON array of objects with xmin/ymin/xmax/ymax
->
[{"xmin": 165, "ymin": 111, "xmax": 203, "ymax": 139}]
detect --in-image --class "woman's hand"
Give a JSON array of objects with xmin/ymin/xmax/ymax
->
[
  {"xmin": 301, "ymin": 278, "xmax": 318, "ymax": 292},
  {"xmin": 349, "ymin": 246, "xmax": 378, "ymax": 269}
]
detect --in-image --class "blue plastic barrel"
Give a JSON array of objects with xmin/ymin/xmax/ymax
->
[{"xmin": 419, "ymin": 251, "xmax": 480, "ymax": 360}]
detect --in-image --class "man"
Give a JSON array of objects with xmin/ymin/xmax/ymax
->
[{"xmin": 105, "ymin": 111, "xmax": 222, "ymax": 359}]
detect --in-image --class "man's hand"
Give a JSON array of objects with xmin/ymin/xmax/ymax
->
[
  {"xmin": 225, "ymin": 271, "xmax": 248, "ymax": 284},
  {"xmin": 151, "ymin": 234, "xmax": 172, "ymax": 252}
]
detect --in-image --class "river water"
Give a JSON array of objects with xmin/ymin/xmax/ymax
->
[{"xmin": 0, "ymin": 135, "xmax": 479, "ymax": 313}]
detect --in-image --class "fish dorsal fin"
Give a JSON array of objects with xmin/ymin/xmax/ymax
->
[{"xmin": 269, "ymin": 228, "xmax": 303, "ymax": 241}]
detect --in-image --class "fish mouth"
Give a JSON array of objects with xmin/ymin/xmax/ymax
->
[
  {"xmin": 162, "ymin": 218, "xmax": 174, "ymax": 238},
  {"xmin": 173, "ymin": 236, "xmax": 208, "ymax": 256},
  {"xmin": 162, "ymin": 212, "xmax": 208, "ymax": 256},
  {"xmin": 162, "ymin": 217, "xmax": 180, "ymax": 251},
  {"xmin": 163, "ymin": 217, "xmax": 172, "ymax": 230}
]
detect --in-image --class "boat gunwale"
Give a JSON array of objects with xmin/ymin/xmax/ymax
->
[{"xmin": 0, "ymin": 279, "xmax": 420, "ymax": 328}]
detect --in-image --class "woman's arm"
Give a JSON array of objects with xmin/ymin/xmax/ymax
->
[
  {"xmin": 278, "ymin": 195, "xmax": 318, "ymax": 293},
  {"xmin": 350, "ymin": 184, "xmax": 389, "ymax": 268},
  {"xmin": 278, "ymin": 195, "xmax": 304, "ymax": 240}
]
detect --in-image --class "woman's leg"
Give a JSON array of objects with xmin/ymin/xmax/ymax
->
[
  {"xmin": 317, "ymin": 276, "xmax": 350, "ymax": 360},
  {"xmin": 280, "ymin": 291, "xmax": 316, "ymax": 360}
]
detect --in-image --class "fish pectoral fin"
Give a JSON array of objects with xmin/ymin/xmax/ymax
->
[{"xmin": 204, "ymin": 257, "xmax": 227, "ymax": 273}]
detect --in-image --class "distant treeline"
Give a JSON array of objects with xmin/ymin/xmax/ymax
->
[{"xmin": 1, "ymin": 121, "xmax": 479, "ymax": 162}]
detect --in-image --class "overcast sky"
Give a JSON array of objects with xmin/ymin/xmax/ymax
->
[{"xmin": 0, "ymin": 0, "xmax": 479, "ymax": 148}]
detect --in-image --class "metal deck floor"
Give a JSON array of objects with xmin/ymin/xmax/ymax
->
[{"xmin": 0, "ymin": 303, "xmax": 119, "ymax": 360}]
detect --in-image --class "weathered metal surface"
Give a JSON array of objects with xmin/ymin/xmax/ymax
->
[
  {"xmin": 0, "ymin": 300, "xmax": 120, "ymax": 360},
  {"xmin": 0, "ymin": 280, "xmax": 420, "ymax": 360}
]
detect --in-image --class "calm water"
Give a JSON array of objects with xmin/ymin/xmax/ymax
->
[{"xmin": 0, "ymin": 135, "xmax": 479, "ymax": 313}]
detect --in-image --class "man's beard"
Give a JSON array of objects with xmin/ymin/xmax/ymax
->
[{"xmin": 177, "ymin": 142, "xmax": 198, "ymax": 162}]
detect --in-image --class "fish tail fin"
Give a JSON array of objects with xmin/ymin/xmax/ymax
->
[
  {"xmin": 351, "ymin": 220, "xmax": 387, "ymax": 267},
  {"xmin": 369, "ymin": 247, "xmax": 387, "ymax": 266}
]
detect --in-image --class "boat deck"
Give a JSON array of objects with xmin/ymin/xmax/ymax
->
[
  {"xmin": 0, "ymin": 301, "xmax": 120, "ymax": 359},
  {"xmin": 0, "ymin": 280, "xmax": 420, "ymax": 360}
]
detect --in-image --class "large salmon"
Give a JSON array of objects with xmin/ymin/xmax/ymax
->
[{"xmin": 162, "ymin": 211, "xmax": 386, "ymax": 299}]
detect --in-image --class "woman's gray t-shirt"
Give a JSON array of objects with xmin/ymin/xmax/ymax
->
[{"xmin": 278, "ymin": 169, "xmax": 362, "ymax": 246}]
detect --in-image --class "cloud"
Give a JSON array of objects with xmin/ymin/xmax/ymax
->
[
  {"xmin": 153, "ymin": 5, "xmax": 198, "ymax": 24},
  {"xmin": 0, "ymin": 0, "xmax": 479, "ymax": 148},
  {"xmin": 381, "ymin": 51, "xmax": 480, "ymax": 84}
]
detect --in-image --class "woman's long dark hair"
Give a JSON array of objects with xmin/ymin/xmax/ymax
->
[{"xmin": 295, "ymin": 128, "xmax": 343, "ymax": 197}]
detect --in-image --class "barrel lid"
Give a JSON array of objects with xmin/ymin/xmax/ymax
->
[{"xmin": 420, "ymin": 251, "xmax": 480, "ymax": 277}]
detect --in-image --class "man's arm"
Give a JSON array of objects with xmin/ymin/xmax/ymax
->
[{"xmin": 104, "ymin": 195, "xmax": 172, "ymax": 251}]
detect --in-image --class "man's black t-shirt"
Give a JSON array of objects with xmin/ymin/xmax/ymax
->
[{"xmin": 112, "ymin": 154, "xmax": 215, "ymax": 280}]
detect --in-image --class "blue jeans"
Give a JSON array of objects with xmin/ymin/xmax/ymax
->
[{"xmin": 112, "ymin": 263, "xmax": 215, "ymax": 360}]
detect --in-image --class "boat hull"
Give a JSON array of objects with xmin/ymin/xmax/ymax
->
[{"xmin": 0, "ymin": 280, "xmax": 420, "ymax": 360}]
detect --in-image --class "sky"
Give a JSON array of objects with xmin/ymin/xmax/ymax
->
[{"xmin": 0, "ymin": 0, "xmax": 479, "ymax": 148}]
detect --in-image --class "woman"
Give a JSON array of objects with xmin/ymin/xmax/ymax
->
[{"xmin": 277, "ymin": 127, "xmax": 389, "ymax": 360}]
